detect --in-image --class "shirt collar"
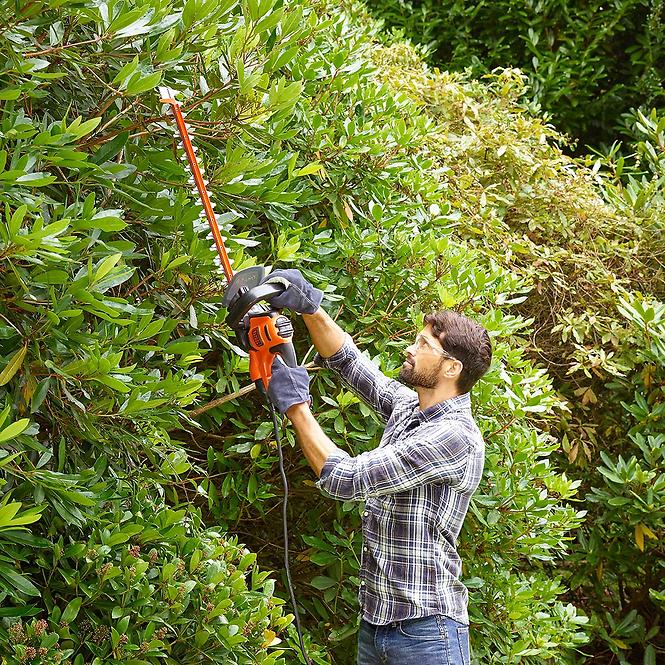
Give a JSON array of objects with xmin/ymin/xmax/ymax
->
[{"xmin": 416, "ymin": 392, "xmax": 471, "ymax": 421}]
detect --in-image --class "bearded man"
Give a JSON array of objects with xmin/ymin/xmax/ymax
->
[{"xmin": 263, "ymin": 269, "xmax": 492, "ymax": 665}]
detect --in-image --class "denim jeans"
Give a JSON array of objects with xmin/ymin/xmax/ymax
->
[{"xmin": 357, "ymin": 615, "xmax": 470, "ymax": 665}]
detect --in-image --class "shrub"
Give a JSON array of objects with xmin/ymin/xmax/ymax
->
[
  {"xmin": 0, "ymin": 481, "xmax": 291, "ymax": 664},
  {"xmin": 370, "ymin": 36, "xmax": 665, "ymax": 663},
  {"xmin": 365, "ymin": 0, "xmax": 665, "ymax": 148},
  {"xmin": 9, "ymin": 0, "xmax": 661, "ymax": 662}
]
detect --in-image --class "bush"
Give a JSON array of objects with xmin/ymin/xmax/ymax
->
[
  {"xmin": 6, "ymin": 0, "xmax": 663, "ymax": 662},
  {"xmin": 0, "ymin": 482, "xmax": 290, "ymax": 664},
  {"xmin": 370, "ymin": 37, "xmax": 665, "ymax": 663},
  {"xmin": 365, "ymin": 0, "xmax": 665, "ymax": 148}
]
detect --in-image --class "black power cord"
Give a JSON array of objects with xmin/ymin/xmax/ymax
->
[{"xmin": 267, "ymin": 399, "xmax": 313, "ymax": 665}]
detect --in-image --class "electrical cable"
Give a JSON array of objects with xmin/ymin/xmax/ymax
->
[
  {"xmin": 268, "ymin": 399, "xmax": 312, "ymax": 665},
  {"xmin": 158, "ymin": 89, "xmax": 310, "ymax": 660}
]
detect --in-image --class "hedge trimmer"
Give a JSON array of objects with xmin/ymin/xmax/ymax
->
[
  {"xmin": 157, "ymin": 87, "xmax": 298, "ymax": 393},
  {"xmin": 158, "ymin": 87, "xmax": 311, "ymax": 664}
]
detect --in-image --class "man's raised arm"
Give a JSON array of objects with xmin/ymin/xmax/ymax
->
[
  {"xmin": 302, "ymin": 307, "xmax": 345, "ymax": 359},
  {"xmin": 261, "ymin": 268, "xmax": 415, "ymax": 422}
]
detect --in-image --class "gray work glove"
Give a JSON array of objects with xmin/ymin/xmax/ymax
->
[
  {"xmin": 262, "ymin": 268, "xmax": 323, "ymax": 315},
  {"xmin": 267, "ymin": 356, "xmax": 312, "ymax": 415}
]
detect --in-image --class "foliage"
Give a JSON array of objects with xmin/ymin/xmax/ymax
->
[
  {"xmin": 3, "ymin": 0, "xmax": 663, "ymax": 663},
  {"xmin": 589, "ymin": 107, "xmax": 665, "ymax": 217},
  {"xmin": 0, "ymin": 482, "xmax": 292, "ymax": 664},
  {"xmin": 563, "ymin": 293, "xmax": 665, "ymax": 665},
  {"xmin": 364, "ymin": 0, "xmax": 665, "ymax": 147},
  {"xmin": 369, "ymin": 36, "xmax": 665, "ymax": 663}
]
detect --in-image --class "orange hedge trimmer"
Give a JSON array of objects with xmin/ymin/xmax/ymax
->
[
  {"xmin": 159, "ymin": 87, "xmax": 311, "ymax": 664},
  {"xmin": 158, "ymin": 87, "xmax": 298, "ymax": 394}
]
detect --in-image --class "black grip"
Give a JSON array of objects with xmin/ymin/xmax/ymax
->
[
  {"xmin": 226, "ymin": 283, "xmax": 286, "ymax": 329},
  {"xmin": 274, "ymin": 340, "xmax": 298, "ymax": 368}
]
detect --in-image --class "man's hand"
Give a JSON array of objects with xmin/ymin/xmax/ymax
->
[
  {"xmin": 261, "ymin": 268, "xmax": 323, "ymax": 314},
  {"xmin": 267, "ymin": 356, "xmax": 312, "ymax": 414}
]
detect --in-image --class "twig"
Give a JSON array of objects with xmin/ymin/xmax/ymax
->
[
  {"xmin": 96, "ymin": 98, "xmax": 141, "ymax": 135},
  {"xmin": 488, "ymin": 416, "xmax": 517, "ymax": 439},
  {"xmin": 188, "ymin": 362, "xmax": 320, "ymax": 416},
  {"xmin": 25, "ymin": 36, "xmax": 104, "ymax": 58}
]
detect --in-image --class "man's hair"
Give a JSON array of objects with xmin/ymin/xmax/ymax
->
[{"xmin": 424, "ymin": 311, "xmax": 492, "ymax": 394}]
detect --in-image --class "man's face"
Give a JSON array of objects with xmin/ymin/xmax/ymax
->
[{"xmin": 399, "ymin": 325, "xmax": 451, "ymax": 389}]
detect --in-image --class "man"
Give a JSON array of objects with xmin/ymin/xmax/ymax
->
[{"xmin": 262, "ymin": 269, "xmax": 492, "ymax": 665}]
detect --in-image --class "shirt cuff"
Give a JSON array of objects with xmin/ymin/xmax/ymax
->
[
  {"xmin": 315, "ymin": 449, "xmax": 351, "ymax": 492},
  {"xmin": 313, "ymin": 334, "xmax": 358, "ymax": 369}
]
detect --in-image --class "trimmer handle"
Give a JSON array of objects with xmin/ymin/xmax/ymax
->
[
  {"xmin": 247, "ymin": 311, "xmax": 297, "ymax": 393},
  {"xmin": 224, "ymin": 268, "xmax": 298, "ymax": 393}
]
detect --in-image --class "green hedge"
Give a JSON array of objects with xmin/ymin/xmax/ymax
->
[
  {"xmin": 2, "ymin": 0, "xmax": 663, "ymax": 663},
  {"xmin": 370, "ymin": 33, "xmax": 665, "ymax": 664},
  {"xmin": 365, "ymin": 0, "xmax": 665, "ymax": 148}
]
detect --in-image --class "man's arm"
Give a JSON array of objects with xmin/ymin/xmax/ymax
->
[
  {"xmin": 301, "ymin": 307, "xmax": 345, "ymax": 359},
  {"xmin": 263, "ymin": 269, "xmax": 414, "ymax": 419},
  {"xmin": 302, "ymin": 307, "xmax": 414, "ymax": 422},
  {"xmin": 286, "ymin": 402, "xmax": 340, "ymax": 476},
  {"xmin": 286, "ymin": 400, "xmax": 481, "ymax": 500},
  {"xmin": 316, "ymin": 422, "xmax": 479, "ymax": 501}
]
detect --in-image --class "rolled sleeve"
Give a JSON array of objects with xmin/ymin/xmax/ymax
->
[
  {"xmin": 315, "ymin": 450, "xmax": 351, "ymax": 496},
  {"xmin": 314, "ymin": 335, "xmax": 415, "ymax": 422},
  {"xmin": 314, "ymin": 334, "xmax": 358, "ymax": 371}
]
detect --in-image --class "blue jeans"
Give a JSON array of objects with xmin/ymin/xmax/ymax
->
[{"xmin": 357, "ymin": 615, "xmax": 470, "ymax": 665}]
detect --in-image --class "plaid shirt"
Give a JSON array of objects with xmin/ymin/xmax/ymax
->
[{"xmin": 314, "ymin": 335, "xmax": 485, "ymax": 626}]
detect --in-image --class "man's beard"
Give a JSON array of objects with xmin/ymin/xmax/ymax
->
[{"xmin": 398, "ymin": 357, "xmax": 444, "ymax": 389}]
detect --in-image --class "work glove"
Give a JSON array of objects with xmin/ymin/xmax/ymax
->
[
  {"xmin": 261, "ymin": 268, "xmax": 323, "ymax": 315},
  {"xmin": 267, "ymin": 356, "xmax": 312, "ymax": 415}
]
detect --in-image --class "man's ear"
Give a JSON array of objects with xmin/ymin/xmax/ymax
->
[{"xmin": 443, "ymin": 360, "xmax": 462, "ymax": 379}]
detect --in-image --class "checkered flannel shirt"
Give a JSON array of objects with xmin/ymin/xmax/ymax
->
[{"xmin": 314, "ymin": 335, "xmax": 485, "ymax": 626}]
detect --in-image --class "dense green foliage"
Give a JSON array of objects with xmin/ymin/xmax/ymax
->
[
  {"xmin": 371, "ymin": 36, "xmax": 665, "ymax": 664},
  {"xmin": 1, "ymin": 481, "xmax": 289, "ymax": 663},
  {"xmin": 0, "ymin": 0, "xmax": 663, "ymax": 664},
  {"xmin": 365, "ymin": 0, "xmax": 665, "ymax": 147}
]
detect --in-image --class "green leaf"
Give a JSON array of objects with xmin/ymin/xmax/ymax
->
[
  {"xmin": 9, "ymin": 204, "xmax": 27, "ymax": 236},
  {"xmin": 107, "ymin": 532, "xmax": 131, "ymax": 546},
  {"xmin": 62, "ymin": 597, "xmax": 82, "ymax": 623},
  {"xmin": 0, "ymin": 605, "xmax": 40, "ymax": 617},
  {"xmin": 15, "ymin": 172, "xmax": 57, "ymax": 186},
  {"xmin": 68, "ymin": 116, "xmax": 101, "ymax": 139},
  {"xmin": 239, "ymin": 552, "xmax": 256, "ymax": 571},
  {"xmin": 125, "ymin": 71, "xmax": 163, "ymax": 96},
  {"xmin": 0, "ymin": 88, "xmax": 21, "ymax": 101},
  {"xmin": 94, "ymin": 253, "xmax": 123, "ymax": 283},
  {"xmin": 309, "ymin": 551, "xmax": 337, "ymax": 566},
  {"xmin": 296, "ymin": 162, "xmax": 323, "ymax": 177},
  {"xmin": 195, "ymin": 629, "xmax": 211, "ymax": 647},
  {"xmin": 0, "ymin": 344, "xmax": 27, "ymax": 386},
  {"xmin": 0, "ymin": 501, "xmax": 21, "ymax": 525},
  {"xmin": 118, "ymin": 615, "xmax": 130, "ymax": 634},
  {"xmin": 31, "ymin": 378, "xmax": 50, "ymax": 413},
  {"xmin": 0, "ymin": 418, "xmax": 30, "ymax": 443},
  {"xmin": 112, "ymin": 56, "xmax": 139, "ymax": 86},
  {"xmin": 0, "ymin": 451, "xmax": 24, "ymax": 468},
  {"xmin": 0, "ymin": 565, "xmax": 40, "ymax": 596},
  {"xmin": 95, "ymin": 375, "xmax": 131, "ymax": 393},
  {"xmin": 310, "ymin": 576, "xmax": 336, "ymax": 590},
  {"xmin": 109, "ymin": 9, "xmax": 149, "ymax": 36}
]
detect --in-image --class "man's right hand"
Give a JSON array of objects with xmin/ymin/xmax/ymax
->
[
  {"xmin": 261, "ymin": 268, "xmax": 323, "ymax": 315},
  {"xmin": 267, "ymin": 356, "xmax": 312, "ymax": 415}
]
